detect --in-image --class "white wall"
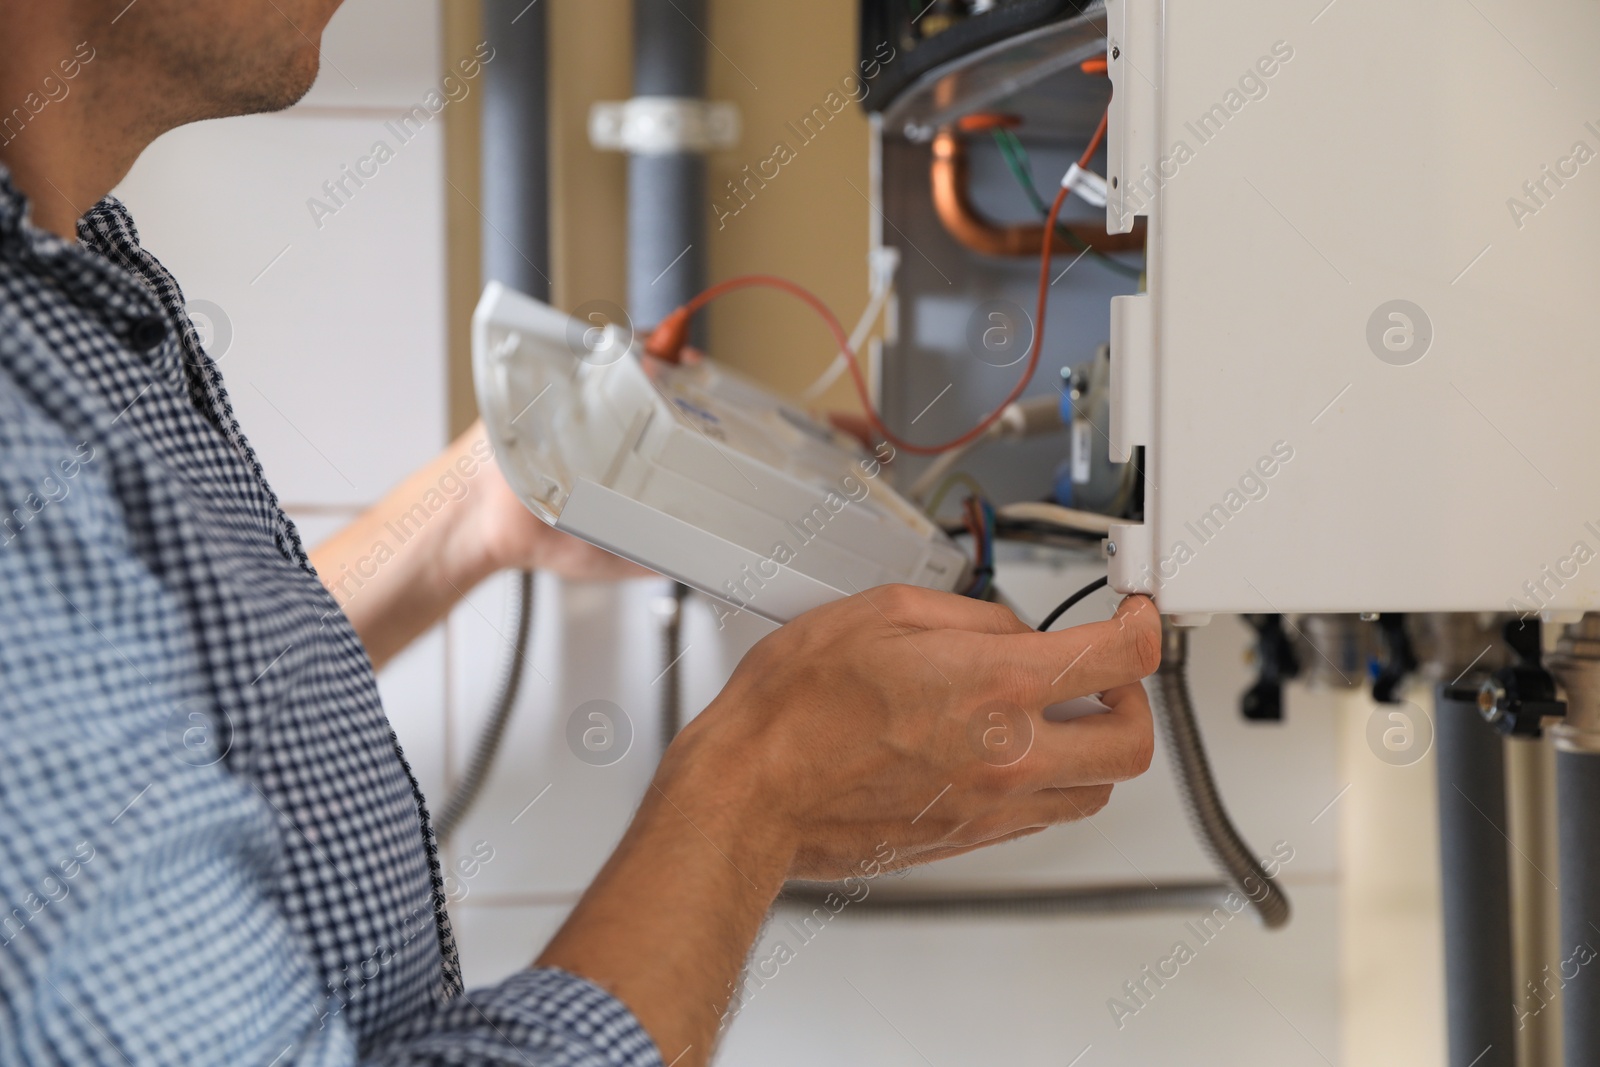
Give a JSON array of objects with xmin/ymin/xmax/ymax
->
[{"xmin": 109, "ymin": 3, "xmax": 1385, "ymax": 1064}]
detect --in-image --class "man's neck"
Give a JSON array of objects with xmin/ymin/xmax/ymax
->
[{"xmin": 0, "ymin": 16, "xmax": 148, "ymax": 240}]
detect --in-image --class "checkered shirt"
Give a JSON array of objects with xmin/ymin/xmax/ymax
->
[{"xmin": 0, "ymin": 168, "xmax": 661, "ymax": 1067}]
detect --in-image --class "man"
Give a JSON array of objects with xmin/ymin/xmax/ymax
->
[{"xmin": 0, "ymin": 2, "xmax": 1161, "ymax": 1065}]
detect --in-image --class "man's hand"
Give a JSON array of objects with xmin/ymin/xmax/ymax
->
[
  {"xmin": 469, "ymin": 422, "xmax": 653, "ymax": 582},
  {"xmin": 664, "ymin": 585, "xmax": 1160, "ymax": 878},
  {"xmin": 311, "ymin": 422, "xmax": 647, "ymax": 669},
  {"xmin": 539, "ymin": 585, "xmax": 1160, "ymax": 1066}
]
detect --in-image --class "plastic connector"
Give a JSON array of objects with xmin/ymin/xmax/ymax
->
[
  {"xmin": 1063, "ymin": 163, "xmax": 1108, "ymax": 209},
  {"xmin": 996, "ymin": 394, "xmax": 1065, "ymax": 439},
  {"xmin": 643, "ymin": 307, "xmax": 692, "ymax": 363}
]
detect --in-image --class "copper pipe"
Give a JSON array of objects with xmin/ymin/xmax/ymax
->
[{"xmin": 930, "ymin": 128, "xmax": 1146, "ymax": 257}]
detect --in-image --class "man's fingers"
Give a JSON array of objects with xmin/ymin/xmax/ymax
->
[
  {"xmin": 1020, "ymin": 681, "xmax": 1156, "ymax": 788},
  {"xmin": 850, "ymin": 584, "xmax": 1033, "ymax": 636},
  {"xmin": 903, "ymin": 825, "xmax": 1049, "ymax": 866},
  {"xmin": 976, "ymin": 595, "xmax": 1161, "ymax": 703},
  {"xmin": 946, "ymin": 785, "xmax": 1117, "ymax": 845},
  {"xmin": 1035, "ymin": 783, "xmax": 1116, "ymax": 824},
  {"xmin": 907, "ymin": 783, "xmax": 1113, "ymax": 859}
]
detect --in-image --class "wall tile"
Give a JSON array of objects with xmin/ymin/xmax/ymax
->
[
  {"xmin": 298, "ymin": 0, "xmax": 446, "ymax": 112},
  {"xmin": 450, "ymin": 902, "xmax": 573, "ymax": 990},
  {"xmin": 378, "ymin": 625, "xmax": 449, "ymax": 808},
  {"xmin": 443, "ymin": 572, "xmax": 673, "ymax": 894},
  {"xmin": 114, "ymin": 112, "xmax": 448, "ymax": 507},
  {"xmin": 715, "ymin": 884, "xmax": 1340, "ymax": 1067}
]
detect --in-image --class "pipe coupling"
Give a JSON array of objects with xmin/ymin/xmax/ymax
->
[{"xmin": 1549, "ymin": 614, "xmax": 1600, "ymax": 754}]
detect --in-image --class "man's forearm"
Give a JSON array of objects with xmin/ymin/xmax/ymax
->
[
  {"xmin": 310, "ymin": 429, "xmax": 502, "ymax": 671},
  {"xmin": 536, "ymin": 728, "xmax": 793, "ymax": 1067}
]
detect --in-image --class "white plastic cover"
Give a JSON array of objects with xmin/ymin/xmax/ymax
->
[{"xmin": 473, "ymin": 283, "xmax": 971, "ymax": 623}]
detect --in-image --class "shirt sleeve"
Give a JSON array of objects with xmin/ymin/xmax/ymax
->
[{"xmin": 0, "ymin": 376, "xmax": 661, "ymax": 1067}]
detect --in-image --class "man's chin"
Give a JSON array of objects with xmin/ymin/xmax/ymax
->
[
  {"xmin": 268, "ymin": 52, "xmax": 323, "ymax": 111},
  {"xmin": 220, "ymin": 51, "xmax": 322, "ymax": 118}
]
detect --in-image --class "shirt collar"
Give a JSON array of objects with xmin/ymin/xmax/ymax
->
[
  {"xmin": 0, "ymin": 163, "xmax": 177, "ymax": 365},
  {"xmin": 0, "ymin": 163, "xmax": 64, "ymax": 260},
  {"xmin": 0, "ymin": 164, "xmax": 25, "ymax": 238},
  {"xmin": 0, "ymin": 161, "xmax": 144, "ymax": 263}
]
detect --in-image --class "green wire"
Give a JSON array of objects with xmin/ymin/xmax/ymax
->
[
  {"xmin": 990, "ymin": 128, "xmax": 1145, "ymax": 282},
  {"xmin": 994, "ymin": 128, "xmax": 1052, "ymax": 216}
]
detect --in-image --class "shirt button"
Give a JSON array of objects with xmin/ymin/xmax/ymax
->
[{"xmin": 127, "ymin": 315, "xmax": 169, "ymax": 353}]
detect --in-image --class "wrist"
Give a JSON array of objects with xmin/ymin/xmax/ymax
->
[
  {"xmin": 433, "ymin": 481, "xmax": 503, "ymax": 591},
  {"xmin": 649, "ymin": 717, "xmax": 797, "ymax": 893},
  {"xmin": 429, "ymin": 424, "xmax": 518, "ymax": 587}
]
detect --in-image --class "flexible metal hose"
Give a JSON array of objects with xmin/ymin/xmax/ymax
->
[
  {"xmin": 434, "ymin": 570, "xmax": 536, "ymax": 841},
  {"xmin": 777, "ymin": 880, "xmax": 1232, "ymax": 919},
  {"xmin": 656, "ymin": 583, "xmax": 689, "ymax": 753},
  {"xmin": 1152, "ymin": 625, "xmax": 1291, "ymax": 928}
]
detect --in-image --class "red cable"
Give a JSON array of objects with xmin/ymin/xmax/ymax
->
[
  {"xmin": 645, "ymin": 183, "xmax": 1073, "ymax": 457},
  {"xmin": 1078, "ymin": 109, "xmax": 1109, "ymax": 170}
]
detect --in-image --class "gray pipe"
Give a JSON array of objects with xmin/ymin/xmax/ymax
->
[
  {"xmin": 433, "ymin": 1, "xmax": 551, "ymax": 841},
  {"xmin": 481, "ymin": 0, "xmax": 551, "ymax": 301},
  {"xmin": 1435, "ymin": 682, "xmax": 1516, "ymax": 1067},
  {"xmin": 1152, "ymin": 627, "xmax": 1290, "ymax": 928},
  {"xmin": 1551, "ymin": 616, "xmax": 1600, "ymax": 1067},
  {"xmin": 629, "ymin": 0, "xmax": 707, "ymax": 328},
  {"xmin": 1558, "ymin": 750, "xmax": 1600, "ymax": 1066}
]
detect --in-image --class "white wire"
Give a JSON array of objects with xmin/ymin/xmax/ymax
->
[
  {"xmin": 800, "ymin": 282, "xmax": 892, "ymax": 402},
  {"xmin": 997, "ymin": 501, "xmax": 1115, "ymax": 536}
]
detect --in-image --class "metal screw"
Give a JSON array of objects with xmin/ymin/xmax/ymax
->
[
  {"xmin": 1105, "ymin": 541, "xmax": 1118, "ymax": 557},
  {"xmin": 1111, "ymin": 46, "xmax": 1120, "ymax": 60},
  {"xmin": 1478, "ymin": 679, "xmax": 1507, "ymax": 725}
]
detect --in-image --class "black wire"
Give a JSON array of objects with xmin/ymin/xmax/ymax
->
[
  {"xmin": 1037, "ymin": 575, "xmax": 1109, "ymax": 632},
  {"xmin": 941, "ymin": 518, "xmax": 1107, "ymax": 545}
]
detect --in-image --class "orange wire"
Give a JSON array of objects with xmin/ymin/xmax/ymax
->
[
  {"xmin": 1078, "ymin": 109, "xmax": 1109, "ymax": 170},
  {"xmin": 651, "ymin": 185, "xmax": 1071, "ymax": 457}
]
